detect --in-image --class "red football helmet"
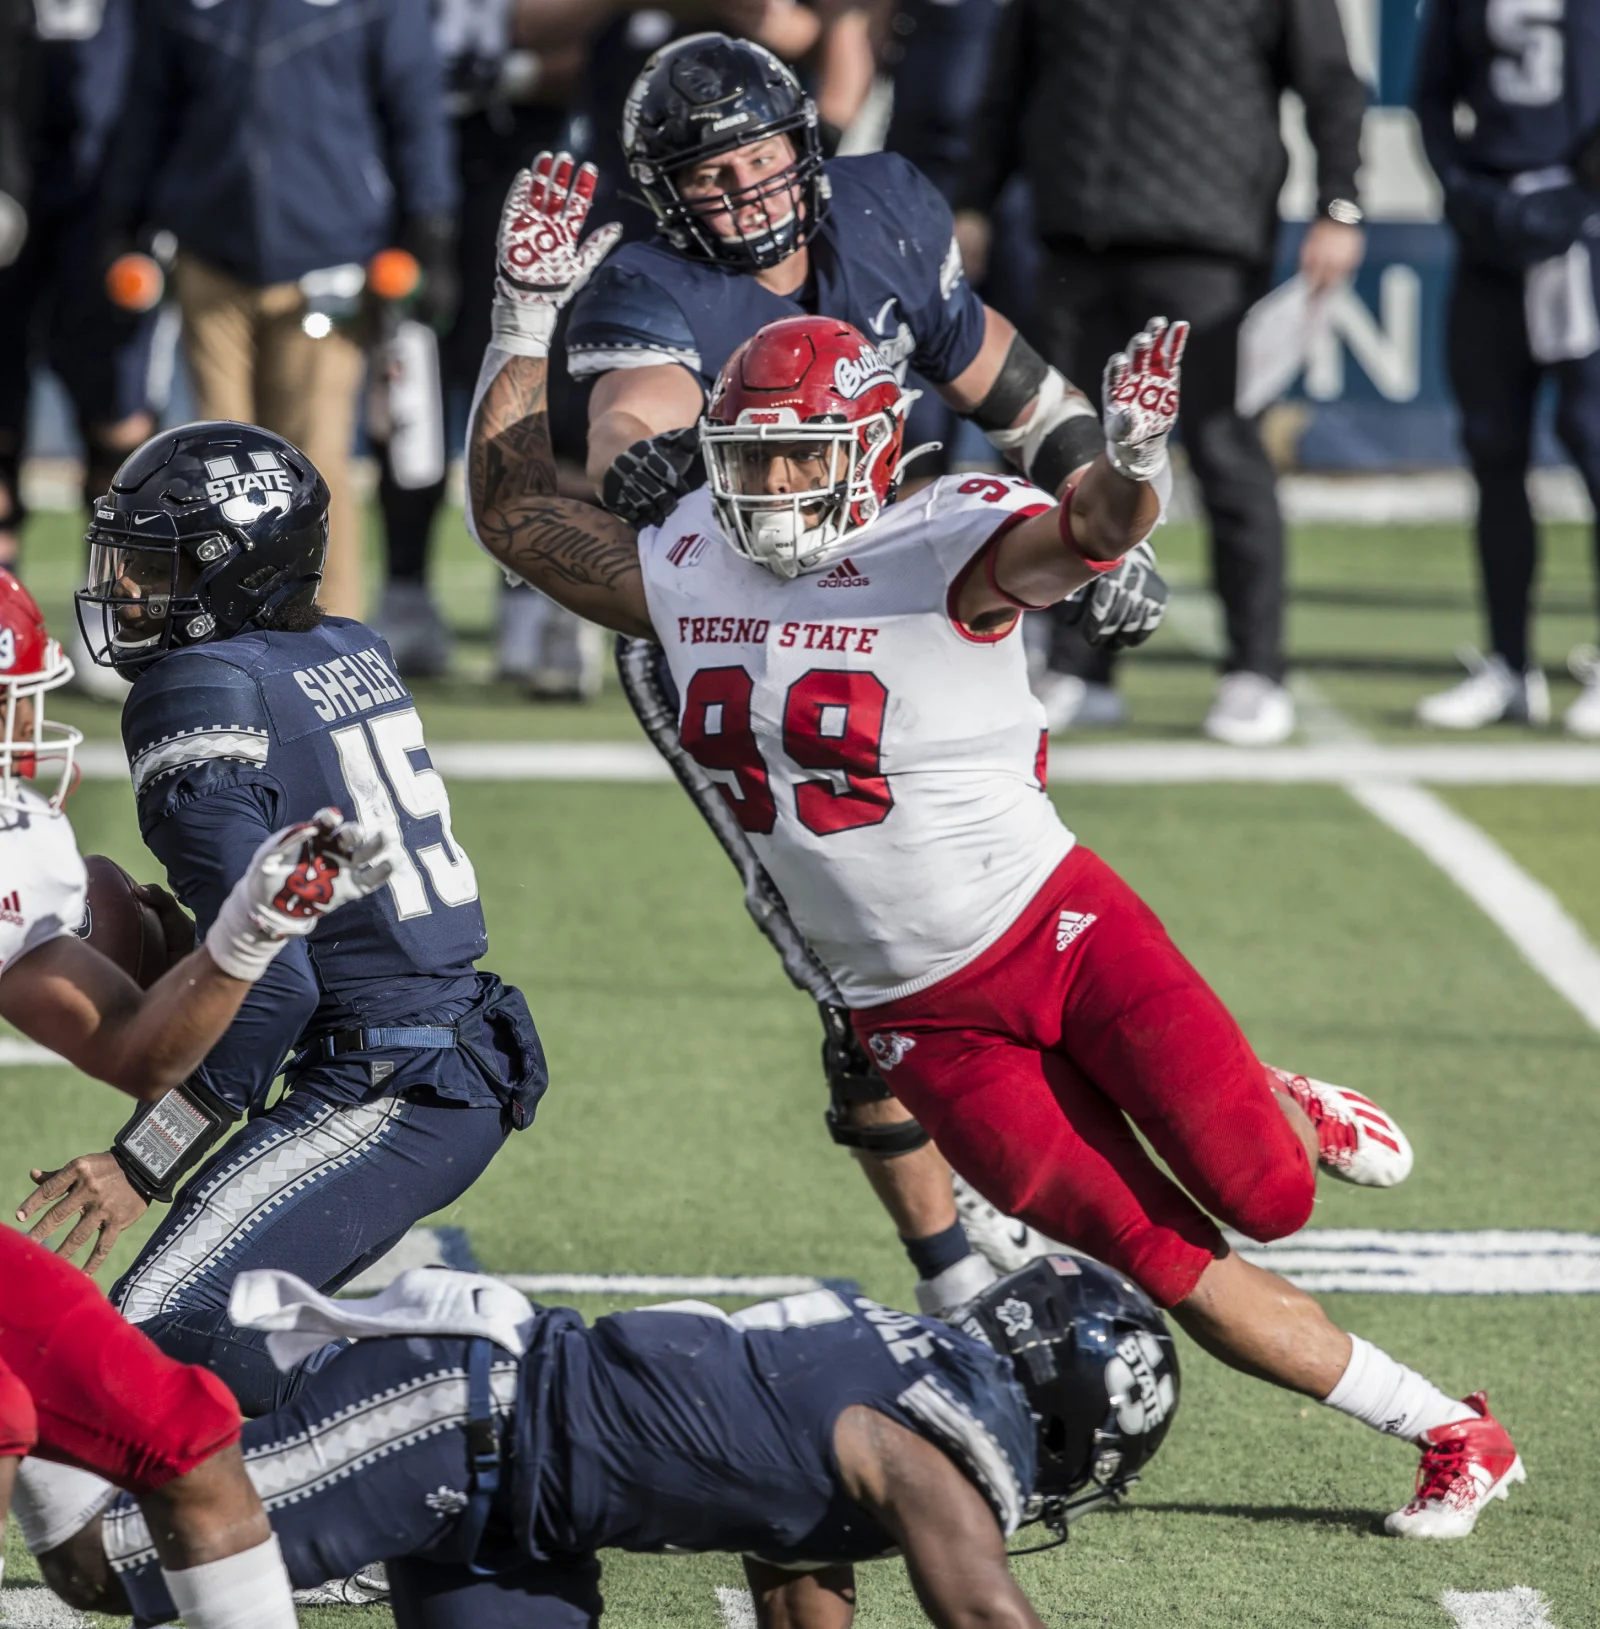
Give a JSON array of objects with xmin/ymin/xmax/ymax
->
[
  {"xmin": 701, "ymin": 315, "xmax": 911, "ymax": 577},
  {"xmin": 0, "ymin": 574, "xmax": 80, "ymax": 808}
]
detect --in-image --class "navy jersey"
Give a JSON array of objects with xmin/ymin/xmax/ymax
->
[
  {"xmin": 516, "ymin": 1289, "xmax": 1036, "ymax": 1563},
  {"xmin": 565, "ymin": 151, "xmax": 985, "ymax": 397},
  {"xmin": 1414, "ymin": 0, "xmax": 1600, "ymax": 177},
  {"xmin": 121, "ymin": 619, "xmax": 510, "ymax": 1113}
]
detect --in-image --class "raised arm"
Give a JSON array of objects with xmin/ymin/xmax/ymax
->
[
  {"xmin": 955, "ymin": 317, "xmax": 1186, "ymax": 636},
  {"xmin": 466, "ymin": 154, "xmax": 657, "ymax": 639}
]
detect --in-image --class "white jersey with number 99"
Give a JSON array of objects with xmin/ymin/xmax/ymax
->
[{"xmin": 639, "ymin": 474, "xmax": 1077, "ymax": 1007}]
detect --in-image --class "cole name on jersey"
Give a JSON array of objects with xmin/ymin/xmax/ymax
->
[{"xmin": 638, "ymin": 476, "xmax": 1077, "ymax": 1007}]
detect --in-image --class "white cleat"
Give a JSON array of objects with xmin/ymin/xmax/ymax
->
[
  {"xmin": 1565, "ymin": 646, "xmax": 1600, "ymax": 738},
  {"xmin": 1385, "ymin": 1393, "xmax": 1524, "ymax": 1539},
  {"xmin": 1203, "ymin": 672, "xmax": 1294, "ymax": 747},
  {"xmin": 914, "ymin": 1250, "xmax": 998, "ymax": 1316},
  {"xmin": 951, "ymin": 1173, "xmax": 1066, "ymax": 1274},
  {"xmin": 1269, "ymin": 1068, "xmax": 1413, "ymax": 1187},
  {"xmin": 1417, "ymin": 649, "xmax": 1549, "ymax": 730}
]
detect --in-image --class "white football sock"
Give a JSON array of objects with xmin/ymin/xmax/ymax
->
[
  {"xmin": 162, "ymin": 1534, "xmax": 296, "ymax": 1629},
  {"xmin": 1322, "ymin": 1335, "xmax": 1477, "ymax": 1442},
  {"xmin": 10, "ymin": 1457, "xmax": 117, "ymax": 1553}
]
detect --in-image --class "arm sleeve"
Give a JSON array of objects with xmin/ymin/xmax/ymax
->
[
  {"xmin": 1282, "ymin": 0, "xmax": 1366, "ymax": 214},
  {"xmin": 565, "ymin": 260, "xmax": 705, "ymax": 383},
  {"xmin": 143, "ymin": 784, "xmax": 318, "ymax": 1115},
  {"xmin": 372, "ymin": 0, "xmax": 459, "ymax": 222},
  {"xmin": 952, "ymin": 0, "xmax": 1031, "ymax": 218},
  {"xmin": 885, "ymin": 156, "xmax": 987, "ymax": 384}
]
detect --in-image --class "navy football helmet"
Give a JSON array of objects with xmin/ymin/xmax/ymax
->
[
  {"xmin": 76, "ymin": 422, "xmax": 328, "ymax": 672},
  {"xmin": 621, "ymin": 32, "xmax": 829, "ymax": 270},
  {"xmin": 960, "ymin": 1254, "xmax": 1180, "ymax": 1532}
]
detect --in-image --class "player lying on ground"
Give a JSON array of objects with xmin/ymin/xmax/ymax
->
[
  {"xmin": 20, "ymin": 421, "xmax": 548, "ymax": 1421},
  {"xmin": 464, "ymin": 154, "xmax": 1525, "ymax": 1539},
  {"xmin": 587, "ymin": 33, "xmax": 1167, "ymax": 1310},
  {"xmin": 28, "ymin": 1255, "xmax": 1179, "ymax": 1629},
  {"xmin": 0, "ymin": 572, "xmax": 396, "ymax": 1102}
]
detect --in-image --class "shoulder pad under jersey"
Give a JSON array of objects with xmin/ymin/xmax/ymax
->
[
  {"xmin": 566, "ymin": 251, "xmax": 704, "ymax": 379},
  {"xmin": 0, "ymin": 793, "xmax": 88, "ymax": 978}
]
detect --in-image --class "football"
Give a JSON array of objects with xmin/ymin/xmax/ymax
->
[{"xmin": 81, "ymin": 855, "xmax": 171, "ymax": 989}]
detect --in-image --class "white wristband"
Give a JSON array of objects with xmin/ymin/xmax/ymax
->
[
  {"xmin": 490, "ymin": 297, "xmax": 555, "ymax": 358},
  {"xmin": 204, "ymin": 878, "xmax": 288, "ymax": 982}
]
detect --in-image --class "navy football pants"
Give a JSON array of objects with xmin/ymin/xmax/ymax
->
[
  {"xmin": 104, "ymin": 1334, "xmax": 603, "ymax": 1629},
  {"xmin": 110, "ymin": 1091, "xmax": 508, "ymax": 1415},
  {"xmin": 1448, "ymin": 255, "xmax": 1600, "ymax": 672}
]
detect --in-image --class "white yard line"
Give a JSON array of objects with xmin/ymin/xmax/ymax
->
[
  {"xmin": 69, "ymin": 734, "xmax": 1600, "ymax": 784},
  {"xmin": 1347, "ymin": 780, "xmax": 1600, "ymax": 1030},
  {"xmin": 0, "ymin": 1040, "xmax": 68, "ymax": 1066},
  {"xmin": 715, "ymin": 1586, "xmax": 759, "ymax": 1629},
  {"xmin": 1441, "ymin": 1587, "xmax": 1559, "ymax": 1629},
  {"xmin": 353, "ymin": 1227, "xmax": 1600, "ymax": 1298},
  {"xmin": 499, "ymin": 1272, "xmax": 827, "ymax": 1297}
]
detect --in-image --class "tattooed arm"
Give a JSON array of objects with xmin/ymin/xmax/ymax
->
[
  {"xmin": 469, "ymin": 351, "xmax": 657, "ymax": 638},
  {"xmin": 465, "ymin": 152, "xmax": 654, "ymax": 635}
]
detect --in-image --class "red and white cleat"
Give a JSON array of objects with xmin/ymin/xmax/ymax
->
[
  {"xmin": 1269, "ymin": 1067, "xmax": 1414, "ymax": 1187},
  {"xmin": 1384, "ymin": 1393, "xmax": 1525, "ymax": 1539}
]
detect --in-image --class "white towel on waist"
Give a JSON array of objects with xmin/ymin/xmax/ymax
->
[{"xmin": 229, "ymin": 1267, "xmax": 537, "ymax": 1371}]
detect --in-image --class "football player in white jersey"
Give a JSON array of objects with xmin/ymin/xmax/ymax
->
[
  {"xmin": 465, "ymin": 154, "xmax": 1524, "ymax": 1539},
  {"xmin": 0, "ymin": 572, "xmax": 398, "ymax": 1629}
]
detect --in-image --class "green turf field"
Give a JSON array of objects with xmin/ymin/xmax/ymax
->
[{"xmin": 4, "ymin": 502, "xmax": 1600, "ymax": 1628}]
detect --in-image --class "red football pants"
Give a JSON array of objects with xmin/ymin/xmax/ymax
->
[
  {"xmin": 0, "ymin": 1227, "xmax": 241, "ymax": 1490},
  {"xmin": 852, "ymin": 846, "xmax": 1316, "ymax": 1306}
]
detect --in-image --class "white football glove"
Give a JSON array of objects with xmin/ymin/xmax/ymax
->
[
  {"xmin": 490, "ymin": 150, "xmax": 622, "ymax": 358},
  {"xmin": 205, "ymin": 808, "xmax": 399, "ymax": 981},
  {"xmin": 1102, "ymin": 317, "xmax": 1189, "ymax": 483}
]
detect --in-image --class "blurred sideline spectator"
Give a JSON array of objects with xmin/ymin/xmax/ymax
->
[
  {"xmin": 371, "ymin": 0, "xmax": 595, "ymax": 682},
  {"xmin": 1412, "ymin": 0, "xmax": 1600, "ymax": 737},
  {"xmin": 101, "ymin": 0, "xmax": 459, "ymax": 623},
  {"xmin": 872, "ymin": 0, "xmax": 1037, "ymax": 480},
  {"xmin": 0, "ymin": 0, "xmax": 161, "ymax": 700},
  {"xmin": 956, "ymin": 0, "xmax": 1366, "ymax": 745}
]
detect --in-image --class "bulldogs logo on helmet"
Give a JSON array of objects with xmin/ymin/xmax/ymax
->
[
  {"xmin": 76, "ymin": 422, "xmax": 329, "ymax": 674},
  {"xmin": 622, "ymin": 33, "xmax": 829, "ymax": 270},
  {"xmin": 0, "ymin": 576, "xmax": 81, "ymax": 809},
  {"xmin": 701, "ymin": 315, "xmax": 912, "ymax": 578},
  {"xmin": 958, "ymin": 1253, "xmax": 1181, "ymax": 1531}
]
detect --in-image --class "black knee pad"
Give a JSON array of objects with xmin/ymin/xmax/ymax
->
[{"xmin": 819, "ymin": 1003, "xmax": 930, "ymax": 1157}]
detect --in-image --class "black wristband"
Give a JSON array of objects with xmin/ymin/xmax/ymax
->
[
  {"xmin": 112, "ymin": 1077, "xmax": 239, "ymax": 1204},
  {"xmin": 1031, "ymin": 415, "xmax": 1108, "ymax": 498},
  {"xmin": 970, "ymin": 333, "xmax": 1051, "ymax": 432}
]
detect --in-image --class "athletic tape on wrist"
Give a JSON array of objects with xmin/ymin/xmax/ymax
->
[
  {"xmin": 489, "ymin": 299, "xmax": 554, "ymax": 359},
  {"xmin": 204, "ymin": 881, "xmax": 288, "ymax": 982}
]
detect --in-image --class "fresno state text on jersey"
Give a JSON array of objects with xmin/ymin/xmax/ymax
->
[{"xmin": 638, "ymin": 475, "xmax": 1075, "ymax": 1006}]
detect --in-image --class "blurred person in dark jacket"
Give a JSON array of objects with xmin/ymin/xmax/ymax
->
[
  {"xmin": 957, "ymin": 0, "xmax": 1366, "ymax": 745},
  {"xmin": 0, "ymin": 0, "xmax": 164, "ymax": 701},
  {"xmin": 101, "ymin": 0, "xmax": 460, "ymax": 623},
  {"xmin": 1412, "ymin": 0, "xmax": 1600, "ymax": 737}
]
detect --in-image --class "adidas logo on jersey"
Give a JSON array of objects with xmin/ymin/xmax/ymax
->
[
  {"xmin": 0, "ymin": 890, "xmax": 22, "ymax": 928},
  {"xmin": 818, "ymin": 558, "xmax": 869, "ymax": 588},
  {"xmin": 1055, "ymin": 910, "xmax": 1096, "ymax": 952}
]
